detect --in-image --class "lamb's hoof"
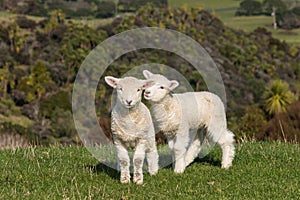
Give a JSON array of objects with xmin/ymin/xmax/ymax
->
[
  {"xmin": 134, "ymin": 179, "xmax": 143, "ymax": 185},
  {"xmin": 221, "ymin": 162, "xmax": 232, "ymax": 169},
  {"xmin": 133, "ymin": 173, "xmax": 143, "ymax": 185},
  {"xmin": 174, "ymin": 168, "xmax": 185, "ymax": 174},
  {"xmin": 120, "ymin": 179, "xmax": 130, "ymax": 184},
  {"xmin": 120, "ymin": 175, "xmax": 131, "ymax": 184},
  {"xmin": 149, "ymin": 170, "xmax": 158, "ymax": 176}
]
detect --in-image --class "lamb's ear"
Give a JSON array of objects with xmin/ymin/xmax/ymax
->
[
  {"xmin": 169, "ymin": 80, "xmax": 179, "ymax": 91},
  {"xmin": 104, "ymin": 76, "xmax": 119, "ymax": 88},
  {"xmin": 143, "ymin": 70, "xmax": 153, "ymax": 79},
  {"xmin": 142, "ymin": 80, "xmax": 155, "ymax": 89}
]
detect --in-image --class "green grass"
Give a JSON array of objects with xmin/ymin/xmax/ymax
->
[
  {"xmin": 168, "ymin": 0, "xmax": 300, "ymax": 45},
  {"xmin": 168, "ymin": 0, "xmax": 240, "ymax": 9},
  {"xmin": 0, "ymin": 142, "xmax": 299, "ymax": 199},
  {"xmin": 0, "ymin": 10, "xmax": 45, "ymax": 24}
]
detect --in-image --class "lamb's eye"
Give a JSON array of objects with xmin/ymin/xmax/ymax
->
[
  {"xmin": 119, "ymin": 87, "xmax": 123, "ymax": 91},
  {"xmin": 137, "ymin": 88, "xmax": 141, "ymax": 92},
  {"xmin": 160, "ymin": 86, "xmax": 164, "ymax": 89}
]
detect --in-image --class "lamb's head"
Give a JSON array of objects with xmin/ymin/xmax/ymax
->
[
  {"xmin": 105, "ymin": 76, "xmax": 154, "ymax": 109},
  {"xmin": 142, "ymin": 70, "xmax": 179, "ymax": 102}
]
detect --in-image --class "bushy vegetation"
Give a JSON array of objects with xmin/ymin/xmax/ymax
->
[{"xmin": 0, "ymin": 3, "xmax": 300, "ymax": 148}]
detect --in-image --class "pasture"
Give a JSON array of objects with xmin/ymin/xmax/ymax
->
[
  {"xmin": 0, "ymin": 142, "xmax": 299, "ymax": 199},
  {"xmin": 169, "ymin": 0, "xmax": 300, "ymax": 44}
]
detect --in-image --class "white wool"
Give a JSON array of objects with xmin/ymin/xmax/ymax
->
[
  {"xmin": 105, "ymin": 76, "xmax": 158, "ymax": 184},
  {"xmin": 143, "ymin": 70, "xmax": 235, "ymax": 173}
]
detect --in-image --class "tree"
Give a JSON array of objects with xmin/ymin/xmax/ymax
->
[
  {"xmin": 278, "ymin": 10, "xmax": 300, "ymax": 29},
  {"xmin": 17, "ymin": 60, "xmax": 55, "ymax": 102},
  {"xmin": 263, "ymin": 80, "xmax": 296, "ymax": 142},
  {"xmin": 263, "ymin": 79, "xmax": 296, "ymax": 116},
  {"xmin": 236, "ymin": 0, "xmax": 263, "ymax": 16},
  {"xmin": 44, "ymin": 9, "xmax": 66, "ymax": 37},
  {"xmin": 263, "ymin": 0, "xmax": 287, "ymax": 14},
  {"xmin": 8, "ymin": 23, "xmax": 25, "ymax": 53}
]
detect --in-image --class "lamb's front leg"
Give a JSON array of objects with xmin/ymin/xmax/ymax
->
[
  {"xmin": 133, "ymin": 143, "xmax": 146, "ymax": 184},
  {"xmin": 116, "ymin": 143, "xmax": 131, "ymax": 184},
  {"xmin": 173, "ymin": 130, "xmax": 189, "ymax": 174}
]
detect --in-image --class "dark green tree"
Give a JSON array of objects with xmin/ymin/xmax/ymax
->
[
  {"xmin": 263, "ymin": 0, "xmax": 287, "ymax": 14},
  {"xmin": 236, "ymin": 0, "xmax": 263, "ymax": 16}
]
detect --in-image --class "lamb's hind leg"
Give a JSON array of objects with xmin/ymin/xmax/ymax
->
[
  {"xmin": 133, "ymin": 143, "xmax": 146, "ymax": 184},
  {"xmin": 146, "ymin": 140, "xmax": 159, "ymax": 175},
  {"xmin": 218, "ymin": 130, "xmax": 235, "ymax": 169}
]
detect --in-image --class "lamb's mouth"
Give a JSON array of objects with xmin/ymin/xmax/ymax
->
[
  {"xmin": 125, "ymin": 104, "xmax": 134, "ymax": 108},
  {"xmin": 144, "ymin": 94, "xmax": 151, "ymax": 99}
]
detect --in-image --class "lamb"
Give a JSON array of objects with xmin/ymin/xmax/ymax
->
[
  {"xmin": 142, "ymin": 70, "xmax": 235, "ymax": 173},
  {"xmin": 104, "ymin": 76, "xmax": 159, "ymax": 184}
]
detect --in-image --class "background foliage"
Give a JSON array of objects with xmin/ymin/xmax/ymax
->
[{"xmin": 0, "ymin": 1, "xmax": 300, "ymax": 148}]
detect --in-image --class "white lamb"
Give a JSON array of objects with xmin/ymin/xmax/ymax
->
[
  {"xmin": 104, "ymin": 76, "xmax": 159, "ymax": 184},
  {"xmin": 142, "ymin": 70, "xmax": 235, "ymax": 173}
]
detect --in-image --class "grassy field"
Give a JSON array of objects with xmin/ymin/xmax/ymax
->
[
  {"xmin": 0, "ymin": 142, "xmax": 299, "ymax": 199},
  {"xmin": 169, "ymin": 0, "xmax": 300, "ymax": 44},
  {"xmin": 168, "ymin": 0, "xmax": 240, "ymax": 9},
  {"xmin": 0, "ymin": 10, "xmax": 114, "ymax": 28}
]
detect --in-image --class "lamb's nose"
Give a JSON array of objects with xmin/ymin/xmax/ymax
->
[{"xmin": 126, "ymin": 100, "xmax": 132, "ymax": 105}]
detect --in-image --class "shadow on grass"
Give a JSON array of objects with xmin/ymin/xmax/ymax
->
[
  {"xmin": 158, "ymin": 153, "xmax": 221, "ymax": 170},
  {"xmin": 192, "ymin": 155, "xmax": 221, "ymax": 168},
  {"xmin": 86, "ymin": 154, "xmax": 220, "ymax": 180},
  {"xmin": 87, "ymin": 163, "xmax": 119, "ymax": 180}
]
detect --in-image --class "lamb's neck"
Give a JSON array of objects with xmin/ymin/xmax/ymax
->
[
  {"xmin": 151, "ymin": 93, "xmax": 180, "ymax": 133},
  {"xmin": 153, "ymin": 93, "xmax": 175, "ymax": 108}
]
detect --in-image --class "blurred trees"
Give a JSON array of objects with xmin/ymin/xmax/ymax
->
[
  {"xmin": 0, "ymin": 4, "xmax": 300, "ymax": 147},
  {"xmin": 0, "ymin": 0, "xmax": 168, "ymax": 19}
]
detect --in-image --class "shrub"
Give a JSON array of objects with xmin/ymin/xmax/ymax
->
[
  {"xmin": 96, "ymin": 1, "xmax": 115, "ymax": 18},
  {"xmin": 260, "ymin": 100, "xmax": 300, "ymax": 143},
  {"xmin": 40, "ymin": 91, "xmax": 71, "ymax": 119},
  {"xmin": 50, "ymin": 108, "xmax": 76, "ymax": 139},
  {"xmin": 0, "ymin": 97, "xmax": 20, "ymax": 116},
  {"xmin": 15, "ymin": 16, "xmax": 37, "ymax": 30},
  {"xmin": 292, "ymin": 6, "xmax": 300, "ymax": 16},
  {"xmin": 230, "ymin": 105, "xmax": 267, "ymax": 142}
]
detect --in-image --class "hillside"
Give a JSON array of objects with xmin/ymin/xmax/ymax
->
[
  {"xmin": 0, "ymin": 142, "xmax": 299, "ymax": 199},
  {"xmin": 0, "ymin": 4, "xmax": 300, "ymax": 147}
]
